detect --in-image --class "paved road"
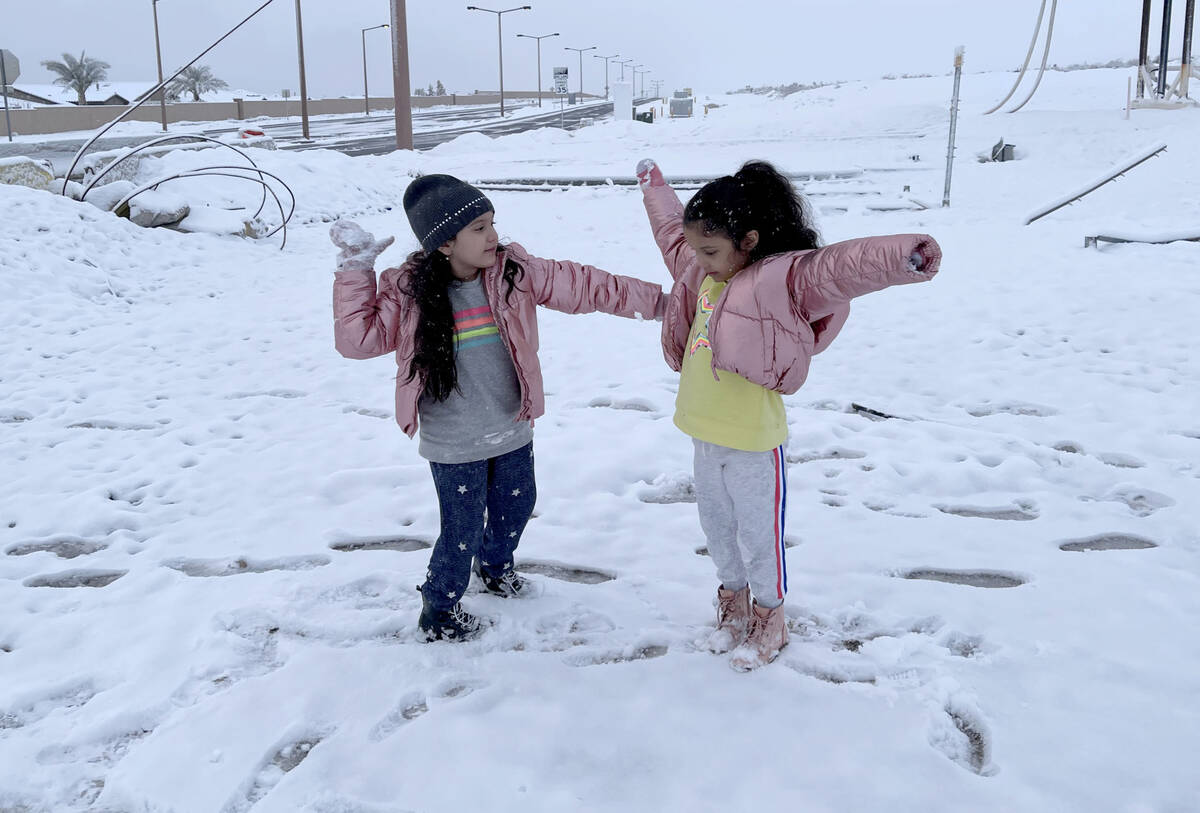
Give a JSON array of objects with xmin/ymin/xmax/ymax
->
[{"xmin": 1, "ymin": 98, "xmax": 656, "ymax": 174}]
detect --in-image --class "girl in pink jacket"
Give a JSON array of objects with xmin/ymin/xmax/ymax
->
[
  {"xmin": 332, "ymin": 174, "xmax": 663, "ymax": 642},
  {"xmin": 636, "ymin": 158, "xmax": 941, "ymax": 671}
]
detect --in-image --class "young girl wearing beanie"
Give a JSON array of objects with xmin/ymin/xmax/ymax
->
[{"xmin": 331, "ymin": 174, "xmax": 664, "ymax": 642}]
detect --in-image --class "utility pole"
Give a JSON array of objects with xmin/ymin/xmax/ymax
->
[
  {"xmin": 617, "ymin": 57, "xmax": 634, "ymax": 82},
  {"xmin": 467, "ymin": 5, "xmax": 531, "ymax": 117},
  {"xmin": 151, "ymin": 0, "xmax": 168, "ymax": 132},
  {"xmin": 564, "ymin": 45, "xmax": 596, "ymax": 96},
  {"xmin": 943, "ymin": 47, "xmax": 964, "ymax": 208},
  {"xmin": 294, "ymin": 0, "xmax": 311, "ymax": 140},
  {"xmin": 516, "ymin": 32, "xmax": 558, "ymax": 107},
  {"xmin": 390, "ymin": 0, "xmax": 413, "ymax": 149},
  {"xmin": 593, "ymin": 52, "xmax": 618, "ymax": 99},
  {"xmin": 361, "ymin": 23, "xmax": 389, "ymax": 116}
]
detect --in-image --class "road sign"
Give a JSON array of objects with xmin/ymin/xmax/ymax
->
[
  {"xmin": 0, "ymin": 49, "xmax": 19, "ymax": 86},
  {"xmin": 553, "ymin": 67, "xmax": 568, "ymax": 94}
]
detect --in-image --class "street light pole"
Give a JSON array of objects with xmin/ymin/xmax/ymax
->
[
  {"xmin": 151, "ymin": 0, "xmax": 168, "ymax": 132},
  {"xmin": 563, "ymin": 45, "xmax": 596, "ymax": 96},
  {"xmin": 593, "ymin": 52, "xmax": 618, "ymax": 99},
  {"xmin": 294, "ymin": 0, "xmax": 311, "ymax": 140},
  {"xmin": 390, "ymin": 0, "xmax": 413, "ymax": 150},
  {"xmin": 634, "ymin": 68, "xmax": 649, "ymax": 97},
  {"xmin": 361, "ymin": 23, "xmax": 389, "ymax": 116},
  {"xmin": 516, "ymin": 32, "xmax": 558, "ymax": 107},
  {"xmin": 467, "ymin": 5, "xmax": 531, "ymax": 117},
  {"xmin": 617, "ymin": 58, "xmax": 634, "ymax": 82}
]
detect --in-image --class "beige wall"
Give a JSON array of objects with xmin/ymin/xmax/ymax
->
[{"xmin": 5, "ymin": 93, "xmax": 601, "ymax": 136}]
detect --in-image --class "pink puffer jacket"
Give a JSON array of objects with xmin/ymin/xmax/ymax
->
[
  {"xmin": 644, "ymin": 181, "xmax": 942, "ymax": 394},
  {"xmin": 333, "ymin": 242, "xmax": 665, "ymax": 436}
]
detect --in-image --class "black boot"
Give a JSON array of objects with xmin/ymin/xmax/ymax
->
[
  {"xmin": 418, "ymin": 596, "xmax": 484, "ymax": 642},
  {"xmin": 473, "ymin": 559, "xmax": 529, "ymax": 598}
]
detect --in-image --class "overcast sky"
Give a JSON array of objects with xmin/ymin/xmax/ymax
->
[{"xmin": 4, "ymin": 1, "xmax": 1165, "ymax": 99}]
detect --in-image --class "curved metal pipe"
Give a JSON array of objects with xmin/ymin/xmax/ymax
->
[
  {"xmin": 80, "ymin": 135, "xmax": 266, "ymax": 219},
  {"xmin": 61, "ymin": 0, "xmax": 278, "ymax": 194},
  {"xmin": 984, "ymin": 0, "xmax": 1049, "ymax": 115},
  {"xmin": 112, "ymin": 166, "xmax": 296, "ymax": 249},
  {"xmin": 1006, "ymin": 0, "xmax": 1058, "ymax": 113}
]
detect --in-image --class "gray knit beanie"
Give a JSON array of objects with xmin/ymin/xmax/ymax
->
[{"xmin": 402, "ymin": 174, "xmax": 494, "ymax": 252}]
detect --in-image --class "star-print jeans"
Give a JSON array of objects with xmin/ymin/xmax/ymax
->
[{"xmin": 421, "ymin": 441, "xmax": 537, "ymax": 610}]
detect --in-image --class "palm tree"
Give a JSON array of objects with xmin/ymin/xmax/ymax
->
[
  {"xmin": 40, "ymin": 51, "xmax": 111, "ymax": 105},
  {"xmin": 167, "ymin": 65, "xmax": 229, "ymax": 102}
]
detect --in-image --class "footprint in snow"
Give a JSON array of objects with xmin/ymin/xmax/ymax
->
[
  {"xmin": 1058, "ymin": 533, "xmax": 1158, "ymax": 552},
  {"xmin": 930, "ymin": 700, "xmax": 996, "ymax": 776},
  {"xmin": 965, "ymin": 400, "xmax": 1057, "ymax": 418},
  {"xmin": 564, "ymin": 643, "xmax": 669, "ymax": 667},
  {"xmin": 369, "ymin": 682, "xmax": 477, "ymax": 742},
  {"xmin": 517, "ymin": 561, "xmax": 615, "ymax": 584},
  {"xmin": 329, "ymin": 537, "xmax": 432, "ymax": 553},
  {"xmin": 225, "ymin": 389, "xmax": 307, "ymax": 400},
  {"xmin": 163, "ymin": 555, "xmax": 330, "ymax": 577},
  {"xmin": 6, "ymin": 536, "xmax": 107, "ymax": 559},
  {"xmin": 1080, "ymin": 485, "xmax": 1174, "ymax": 517},
  {"xmin": 24, "ymin": 569, "xmax": 126, "ymax": 588},
  {"xmin": 586, "ymin": 396, "xmax": 658, "ymax": 413},
  {"xmin": 787, "ymin": 447, "xmax": 867, "ymax": 464},
  {"xmin": 342, "ymin": 405, "xmax": 391, "ymax": 419},
  {"xmin": 638, "ymin": 473, "xmax": 697, "ymax": 504},
  {"xmin": 901, "ymin": 569, "xmax": 1026, "ymax": 589},
  {"xmin": 0, "ymin": 681, "xmax": 98, "ymax": 731},
  {"xmin": 220, "ymin": 733, "xmax": 329, "ymax": 813},
  {"xmin": 935, "ymin": 502, "xmax": 1038, "ymax": 521}
]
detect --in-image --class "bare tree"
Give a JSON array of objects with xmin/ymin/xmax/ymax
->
[
  {"xmin": 167, "ymin": 64, "xmax": 230, "ymax": 102},
  {"xmin": 40, "ymin": 51, "xmax": 111, "ymax": 105}
]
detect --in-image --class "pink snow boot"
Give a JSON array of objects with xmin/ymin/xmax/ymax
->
[
  {"xmin": 730, "ymin": 600, "xmax": 788, "ymax": 671},
  {"xmin": 705, "ymin": 585, "xmax": 751, "ymax": 654}
]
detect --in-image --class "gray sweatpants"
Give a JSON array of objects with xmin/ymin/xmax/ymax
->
[{"xmin": 693, "ymin": 438, "xmax": 788, "ymax": 608}]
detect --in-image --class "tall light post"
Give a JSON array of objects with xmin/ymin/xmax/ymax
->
[
  {"xmin": 593, "ymin": 52, "xmax": 618, "ymax": 99},
  {"xmin": 617, "ymin": 57, "xmax": 634, "ymax": 82},
  {"xmin": 294, "ymin": 0, "xmax": 311, "ymax": 140},
  {"xmin": 466, "ymin": 5, "xmax": 531, "ymax": 117},
  {"xmin": 389, "ymin": 0, "xmax": 413, "ymax": 150},
  {"xmin": 634, "ymin": 67, "xmax": 649, "ymax": 97},
  {"xmin": 361, "ymin": 23, "xmax": 389, "ymax": 116},
  {"xmin": 563, "ymin": 45, "xmax": 596, "ymax": 96},
  {"xmin": 151, "ymin": 0, "xmax": 168, "ymax": 132},
  {"xmin": 516, "ymin": 32, "xmax": 558, "ymax": 107}
]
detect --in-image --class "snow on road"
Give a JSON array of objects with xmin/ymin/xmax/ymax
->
[{"xmin": 1, "ymin": 67, "xmax": 1199, "ymax": 812}]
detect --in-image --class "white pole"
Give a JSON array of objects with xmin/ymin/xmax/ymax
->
[{"xmin": 943, "ymin": 47, "xmax": 964, "ymax": 208}]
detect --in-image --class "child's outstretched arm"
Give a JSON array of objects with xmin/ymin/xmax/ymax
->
[
  {"xmin": 331, "ymin": 219, "xmax": 403, "ymax": 359},
  {"xmin": 637, "ymin": 158, "xmax": 696, "ymax": 282},
  {"xmin": 506, "ymin": 243, "xmax": 666, "ymax": 322},
  {"xmin": 788, "ymin": 234, "xmax": 941, "ymax": 330}
]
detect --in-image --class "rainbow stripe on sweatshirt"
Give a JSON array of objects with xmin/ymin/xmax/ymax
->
[{"xmin": 453, "ymin": 304, "xmax": 502, "ymax": 351}]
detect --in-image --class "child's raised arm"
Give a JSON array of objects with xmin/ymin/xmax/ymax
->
[
  {"xmin": 331, "ymin": 220, "xmax": 405, "ymax": 359},
  {"xmin": 505, "ymin": 243, "xmax": 665, "ymax": 322},
  {"xmin": 637, "ymin": 159, "xmax": 696, "ymax": 283},
  {"xmin": 787, "ymin": 235, "xmax": 941, "ymax": 346}
]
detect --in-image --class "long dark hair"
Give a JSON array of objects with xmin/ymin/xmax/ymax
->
[
  {"xmin": 683, "ymin": 160, "xmax": 821, "ymax": 263},
  {"xmin": 402, "ymin": 246, "xmax": 525, "ymax": 401}
]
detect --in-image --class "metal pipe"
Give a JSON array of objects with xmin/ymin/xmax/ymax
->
[
  {"xmin": 390, "ymin": 0, "xmax": 413, "ymax": 150},
  {"xmin": 152, "ymin": 0, "xmax": 168, "ymax": 132},
  {"xmin": 1139, "ymin": 0, "xmax": 1153, "ymax": 97},
  {"xmin": 1158, "ymin": 0, "xmax": 1175, "ymax": 97},
  {"xmin": 62, "ymin": 0, "xmax": 278, "ymax": 194},
  {"xmin": 295, "ymin": 0, "xmax": 310, "ymax": 139},
  {"xmin": 1182, "ymin": 0, "xmax": 1196, "ymax": 98},
  {"xmin": 984, "ymin": 0, "xmax": 1047, "ymax": 115},
  {"xmin": 1007, "ymin": 0, "xmax": 1058, "ymax": 113},
  {"xmin": 943, "ymin": 47, "xmax": 964, "ymax": 208}
]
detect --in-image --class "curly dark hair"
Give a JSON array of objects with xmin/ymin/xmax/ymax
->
[
  {"xmin": 401, "ymin": 246, "xmax": 525, "ymax": 402},
  {"xmin": 683, "ymin": 160, "xmax": 821, "ymax": 262}
]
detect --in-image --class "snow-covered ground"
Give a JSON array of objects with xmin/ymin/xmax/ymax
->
[{"xmin": 2, "ymin": 67, "xmax": 1199, "ymax": 812}]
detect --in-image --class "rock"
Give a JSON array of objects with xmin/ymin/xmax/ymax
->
[
  {"xmin": 127, "ymin": 189, "xmax": 190, "ymax": 228},
  {"xmin": 0, "ymin": 156, "xmax": 56, "ymax": 191},
  {"xmin": 85, "ymin": 180, "xmax": 137, "ymax": 212}
]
